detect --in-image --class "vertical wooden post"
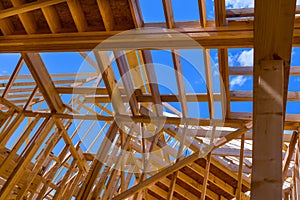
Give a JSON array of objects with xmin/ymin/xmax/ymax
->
[
  {"xmin": 251, "ymin": 0, "xmax": 296, "ymax": 199},
  {"xmin": 251, "ymin": 60, "xmax": 284, "ymax": 199}
]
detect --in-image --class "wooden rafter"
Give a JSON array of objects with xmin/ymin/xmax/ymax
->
[{"xmin": 22, "ymin": 53, "xmax": 65, "ymax": 113}]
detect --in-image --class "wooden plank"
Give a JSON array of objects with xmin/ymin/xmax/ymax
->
[
  {"xmin": 282, "ymin": 131, "xmax": 299, "ymax": 181},
  {"xmin": 172, "ymin": 50, "xmax": 188, "ymax": 117},
  {"xmin": 159, "ymin": 177, "xmax": 199, "ymax": 200},
  {"xmin": 0, "ymin": 118, "xmax": 54, "ymax": 200},
  {"xmin": 198, "ymin": 0, "xmax": 207, "ymax": 27},
  {"xmin": 0, "ymin": 115, "xmax": 40, "ymax": 173},
  {"xmin": 67, "ymin": 0, "xmax": 87, "ymax": 32},
  {"xmin": 162, "ymin": 0, "xmax": 175, "ymax": 29},
  {"xmin": 188, "ymin": 162, "xmax": 236, "ymax": 197},
  {"xmin": 218, "ymin": 48, "xmax": 230, "ymax": 119},
  {"xmin": 128, "ymin": 0, "xmax": 144, "ymax": 28},
  {"xmin": 76, "ymin": 122, "xmax": 118, "ymax": 199},
  {"xmin": 204, "ymin": 49, "xmax": 215, "ymax": 119},
  {"xmin": 10, "ymin": 0, "xmax": 38, "ymax": 34},
  {"xmin": 0, "ymin": 0, "xmax": 66, "ymax": 19},
  {"xmin": 0, "ymin": 2, "xmax": 14, "ymax": 35},
  {"xmin": 166, "ymin": 171, "xmax": 178, "ymax": 200},
  {"xmin": 114, "ymin": 50, "xmax": 139, "ymax": 115},
  {"xmin": 41, "ymin": 6, "xmax": 62, "ymax": 33},
  {"xmin": 176, "ymin": 170, "xmax": 219, "ymax": 199},
  {"xmin": 236, "ymin": 134, "xmax": 245, "ymax": 200},
  {"xmin": 2, "ymin": 57, "xmax": 23, "ymax": 98},
  {"xmin": 126, "ymin": 50, "xmax": 147, "ymax": 92},
  {"xmin": 200, "ymin": 152, "xmax": 211, "ymax": 200},
  {"xmin": 54, "ymin": 118, "xmax": 86, "ymax": 171},
  {"xmin": 53, "ymin": 159, "xmax": 78, "ymax": 199},
  {"xmin": 22, "ymin": 53, "xmax": 64, "ymax": 113},
  {"xmin": 229, "ymin": 66, "xmax": 300, "ymax": 76},
  {"xmin": 141, "ymin": 50, "xmax": 163, "ymax": 116},
  {"xmin": 112, "ymin": 124, "xmax": 249, "ymax": 200},
  {"xmin": 227, "ymin": 6, "xmax": 300, "ymax": 18},
  {"xmin": 0, "ymin": 112, "xmax": 25, "ymax": 148},
  {"xmin": 93, "ymin": 50, "xmax": 127, "ymax": 115},
  {"xmin": 0, "ymin": 28, "xmax": 254, "ymax": 51},
  {"xmin": 35, "ymin": 144, "xmax": 71, "ymax": 200},
  {"xmin": 112, "ymin": 151, "xmax": 201, "ymax": 200},
  {"xmin": 214, "ymin": 0, "xmax": 226, "ymax": 26},
  {"xmin": 16, "ymin": 124, "xmax": 62, "ymax": 199},
  {"xmin": 100, "ymin": 134, "xmax": 132, "ymax": 199},
  {"xmin": 96, "ymin": 0, "xmax": 114, "ymax": 31}
]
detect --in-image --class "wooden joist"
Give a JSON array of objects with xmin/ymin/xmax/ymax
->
[{"xmin": 0, "ymin": 0, "xmax": 66, "ymax": 20}]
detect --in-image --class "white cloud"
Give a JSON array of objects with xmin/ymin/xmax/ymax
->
[
  {"xmin": 228, "ymin": 53, "xmax": 238, "ymax": 66},
  {"xmin": 230, "ymin": 75, "xmax": 248, "ymax": 89},
  {"xmin": 225, "ymin": 0, "xmax": 254, "ymax": 8},
  {"xmin": 298, "ymin": 0, "xmax": 300, "ymax": 5},
  {"xmin": 237, "ymin": 49, "xmax": 253, "ymax": 66}
]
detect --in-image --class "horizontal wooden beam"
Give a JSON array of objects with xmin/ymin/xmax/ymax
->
[
  {"xmin": 229, "ymin": 66, "xmax": 300, "ymax": 76},
  {"xmin": 226, "ymin": 6, "xmax": 300, "ymax": 18},
  {"xmin": 15, "ymin": 110, "xmax": 300, "ymax": 130},
  {"xmin": 0, "ymin": 28, "xmax": 255, "ymax": 52}
]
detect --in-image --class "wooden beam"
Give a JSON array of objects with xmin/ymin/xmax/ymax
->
[
  {"xmin": 0, "ymin": 112, "xmax": 25, "ymax": 148},
  {"xmin": 22, "ymin": 53, "xmax": 64, "ymax": 113},
  {"xmin": 114, "ymin": 50, "xmax": 140, "ymax": 115},
  {"xmin": 218, "ymin": 48, "xmax": 230, "ymax": 119},
  {"xmin": 226, "ymin": 6, "xmax": 300, "ymax": 18},
  {"xmin": 214, "ymin": 0, "xmax": 226, "ymax": 26},
  {"xmin": 141, "ymin": 50, "xmax": 163, "ymax": 116},
  {"xmin": 2, "ymin": 57, "xmax": 23, "ymax": 98},
  {"xmin": 229, "ymin": 66, "xmax": 300, "ymax": 76},
  {"xmin": 204, "ymin": 49, "xmax": 215, "ymax": 119},
  {"xmin": 251, "ymin": 0, "xmax": 296, "ymax": 199},
  {"xmin": 112, "ymin": 151, "xmax": 202, "ymax": 200},
  {"xmin": 96, "ymin": 0, "xmax": 114, "ymax": 31},
  {"xmin": 93, "ymin": 50, "xmax": 127, "ymax": 115},
  {"xmin": 0, "ymin": 0, "xmax": 66, "ymax": 20},
  {"xmin": 112, "ymin": 125, "xmax": 250, "ymax": 200},
  {"xmin": 236, "ymin": 134, "xmax": 245, "ymax": 200},
  {"xmin": 0, "ymin": 2, "xmax": 14, "ymax": 35},
  {"xmin": 128, "ymin": 0, "xmax": 144, "ymax": 28},
  {"xmin": 162, "ymin": 0, "xmax": 175, "ymax": 29},
  {"xmin": 77, "ymin": 122, "xmax": 118, "ymax": 199},
  {"xmin": 198, "ymin": 0, "xmax": 207, "ymax": 27},
  {"xmin": 166, "ymin": 171, "xmax": 178, "ymax": 200},
  {"xmin": 172, "ymin": 50, "xmax": 188, "ymax": 117},
  {"xmin": 54, "ymin": 118, "xmax": 86, "ymax": 171},
  {"xmin": 10, "ymin": 0, "xmax": 38, "ymax": 34},
  {"xmin": 41, "ymin": 6, "xmax": 62, "ymax": 33},
  {"xmin": 16, "ymin": 123, "xmax": 63, "ymax": 199},
  {"xmin": 67, "ymin": 0, "xmax": 88, "ymax": 32},
  {"xmin": 200, "ymin": 152, "xmax": 211, "ymax": 200},
  {"xmin": 282, "ymin": 131, "xmax": 299, "ymax": 181},
  {"xmin": 0, "ymin": 118, "xmax": 54, "ymax": 200}
]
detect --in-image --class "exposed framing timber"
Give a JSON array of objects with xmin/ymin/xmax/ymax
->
[{"xmin": 251, "ymin": 0, "xmax": 296, "ymax": 199}]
